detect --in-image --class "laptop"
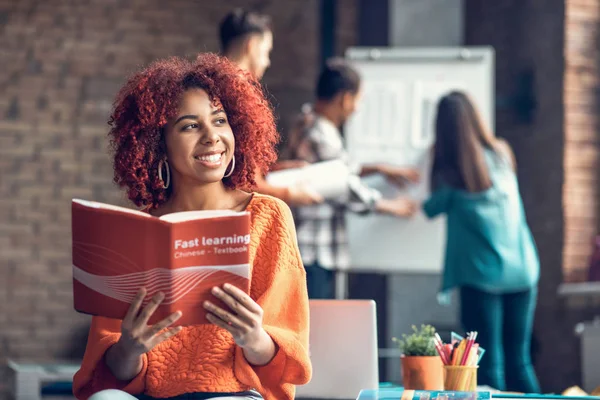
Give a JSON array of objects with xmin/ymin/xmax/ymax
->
[{"xmin": 296, "ymin": 300, "xmax": 379, "ymax": 400}]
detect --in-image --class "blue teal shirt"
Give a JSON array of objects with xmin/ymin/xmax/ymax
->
[{"xmin": 423, "ymin": 150, "xmax": 540, "ymax": 293}]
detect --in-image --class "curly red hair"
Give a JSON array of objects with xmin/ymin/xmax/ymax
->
[{"xmin": 108, "ymin": 53, "xmax": 279, "ymax": 208}]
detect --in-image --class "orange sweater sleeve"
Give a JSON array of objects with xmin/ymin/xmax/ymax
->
[
  {"xmin": 254, "ymin": 168, "xmax": 292, "ymax": 204},
  {"xmin": 233, "ymin": 198, "xmax": 312, "ymax": 399},
  {"xmin": 72, "ymin": 317, "xmax": 148, "ymax": 399}
]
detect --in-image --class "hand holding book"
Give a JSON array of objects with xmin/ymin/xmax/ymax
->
[
  {"xmin": 204, "ymin": 284, "xmax": 264, "ymax": 347},
  {"xmin": 106, "ymin": 283, "xmax": 277, "ymax": 380},
  {"xmin": 118, "ymin": 289, "xmax": 183, "ymax": 357},
  {"xmin": 204, "ymin": 283, "xmax": 277, "ymax": 366},
  {"xmin": 106, "ymin": 288, "xmax": 183, "ymax": 381}
]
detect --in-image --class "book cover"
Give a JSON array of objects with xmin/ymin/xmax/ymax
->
[{"xmin": 71, "ymin": 199, "xmax": 251, "ymax": 326}]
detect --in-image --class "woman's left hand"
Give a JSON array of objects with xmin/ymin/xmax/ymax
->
[
  {"xmin": 204, "ymin": 283, "xmax": 268, "ymax": 349},
  {"xmin": 378, "ymin": 164, "xmax": 420, "ymax": 187}
]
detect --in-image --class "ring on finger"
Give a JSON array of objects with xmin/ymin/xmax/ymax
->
[{"xmin": 221, "ymin": 313, "xmax": 240, "ymax": 328}]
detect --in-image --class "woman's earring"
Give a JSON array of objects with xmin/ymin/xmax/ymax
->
[
  {"xmin": 158, "ymin": 158, "xmax": 171, "ymax": 189},
  {"xmin": 224, "ymin": 155, "xmax": 235, "ymax": 178}
]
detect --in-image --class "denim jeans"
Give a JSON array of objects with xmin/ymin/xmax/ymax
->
[
  {"xmin": 305, "ymin": 262, "xmax": 335, "ymax": 299},
  {"xmin": 459, "ymin": 285, "xmax": 541, "ymax": 393}
]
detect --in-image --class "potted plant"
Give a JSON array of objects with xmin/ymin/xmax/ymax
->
[{"xmin": 393, "ymin": 324, "xmax": 444, "ymax": 390}]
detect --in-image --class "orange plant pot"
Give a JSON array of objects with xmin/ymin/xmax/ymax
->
[{"xmin": 401, "ymin": 355, "xmax": 444, "ymax": 390}]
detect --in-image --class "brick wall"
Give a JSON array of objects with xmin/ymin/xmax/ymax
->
[
  {"xmin": 0, "ymin": 0, "xmax": 357, "ymax": 398},
  {"xmin": 563, "ymin": 0, "xmax": 600, "ymax": 283},
  {"xmin": 335, "ymin": 0, "xmax": 358, "ymax": 57}
]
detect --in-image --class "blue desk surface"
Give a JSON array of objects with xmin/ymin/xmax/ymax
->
[
  {"xmin": 357, "ymin": 390, "xmax": 489, "ymax": 400},
  {"xmin": 357, "ymin": 389, "xmax": 600, "ymax": 400}
]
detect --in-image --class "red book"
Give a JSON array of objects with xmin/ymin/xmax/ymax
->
[{"xmin": 71, "ymin": 199, "xmax": 251, "ymax": 326}]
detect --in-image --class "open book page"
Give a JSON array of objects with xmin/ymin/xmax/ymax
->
[
  {"xmin": 266, "ymin": 159, "xmax": 350, "ymax": 200},
  {"xmin": 72, "ymin": 198, "xmax": 248, "ymax": 223},
  {"xmin": 160, "ymin": 209, "xmax": 247, "ymax": 223},
  {"xmin": 72, "ymin": 198, "xmax": 151, "ymax": 218}
]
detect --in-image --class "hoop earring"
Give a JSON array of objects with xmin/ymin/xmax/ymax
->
[
  {"xmin": 158, "ymin": 159, "xmax": 171, "ymax": 189},
  {"xmin": 224, "ymin": 155, "xmax": 235, "ymax": 178}
]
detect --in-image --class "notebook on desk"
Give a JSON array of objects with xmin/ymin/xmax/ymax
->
[
  {"xmin": 356, "ymin": 390, "xmax": 600, "ymax": 400},
  {"xmin": 356, "ymin": 389, "xmax": 491, "ymax": 400}
]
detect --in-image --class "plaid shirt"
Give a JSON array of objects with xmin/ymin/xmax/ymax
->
[{"xmin": 290, "ymin": 108, "xmax": 382, "ymax": 271}]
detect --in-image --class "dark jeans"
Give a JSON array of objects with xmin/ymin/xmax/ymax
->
[
  {"xmin": 459, "ymin": 285, "xmax": 541, "ymax": 393},
  {"xmin": 305, "ymin": 263, "xmax": 335, "ymax": 299}
]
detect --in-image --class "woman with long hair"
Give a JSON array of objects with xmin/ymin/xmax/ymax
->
[
  {"xmin": 423, "ymin": 91, "xmax": 540, "ymax": 393},
  {"xmin": 73, "ymin": 54, "xmax": 311, "ymax": 400}
]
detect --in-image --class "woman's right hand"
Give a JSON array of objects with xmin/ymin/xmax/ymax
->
[
  {"xmin": 106, "ymin": 288, "xmax": 183, "ymax": 381},
  {"xmin": 375, "ymin": 196, "xmax": 418, "ymax": 218}
]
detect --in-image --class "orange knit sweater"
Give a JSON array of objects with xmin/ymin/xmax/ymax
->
[{"xmin": 72, "ymin": 194, "xmax": 312, "ymax": 399}]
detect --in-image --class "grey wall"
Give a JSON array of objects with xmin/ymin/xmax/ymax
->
[{"xmin": 389, "ymin": 0, "xmax": 464, "ymax": 47}]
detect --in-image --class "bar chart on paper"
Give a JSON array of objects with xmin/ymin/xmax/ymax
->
[{"xmin": 344, "ymin": 47, "xmax": 494, "ymax": 273}]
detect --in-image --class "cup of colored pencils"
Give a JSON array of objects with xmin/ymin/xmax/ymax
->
[{"xmin": 433, "ymin": 331, "xmax": 480, "ymax": 391}]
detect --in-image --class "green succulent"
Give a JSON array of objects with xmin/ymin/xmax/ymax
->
[{"xmin": 392, "ymin": 324, "xmax": 437, "ymax": 356}]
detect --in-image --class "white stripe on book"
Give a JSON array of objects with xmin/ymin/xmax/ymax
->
[{"xmin": 72, "ymin": 264, "xmax": 249, "ymax": 304}]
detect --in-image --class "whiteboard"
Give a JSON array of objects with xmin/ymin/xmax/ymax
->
[{"xmin": 344, "ymin": 47, "xmax": 494, "ymax": 273}]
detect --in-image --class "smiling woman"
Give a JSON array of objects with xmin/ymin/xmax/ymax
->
[
  {"xmin": 164, "ymin": 89, "xmax": 237, "ymax": 191},
  {"xmin": 72, "ymin": 54, "xmax": 312, "ymax": 400},
  {"xmin": 109, "ymin": 53, "xmax": 278, "ymax": 211}
]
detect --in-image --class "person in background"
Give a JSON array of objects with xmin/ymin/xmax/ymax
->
[
  {"xmin": 422, "ymin": 91, "xmax": 540, "ymax": 393},
  {"xmin": 73, "ymin": 54, "xmax": 310, "ymax": 400},
  {"xmin": 287, "ymin": 58, "xmax": 420, "ymax": 299},
  {"xmin": 218, "ymin": 8, "xmax": 321, "ymax": 206},
  {"xmin": 219, "ymin": 8, "xmax": 272, "ymax": 81}
]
